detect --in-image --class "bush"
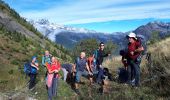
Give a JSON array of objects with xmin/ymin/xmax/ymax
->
[{"xmin": 11, "ymin": 59, "xmax": 19, "ymax": 65}]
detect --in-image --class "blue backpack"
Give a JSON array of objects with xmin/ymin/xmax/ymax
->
[
  {"xmin": 24, "ymin": 62, "xmax": 31, "ymax": 75},
  {"xmin": 24, "ymin": 62, "xmax": 37, "ymax": 74}
]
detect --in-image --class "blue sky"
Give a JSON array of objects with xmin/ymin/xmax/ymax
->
[{"xmin": 4, "ymin": 0, "xmax": 170, "ymax": 33}]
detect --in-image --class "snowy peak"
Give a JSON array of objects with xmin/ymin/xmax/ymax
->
[{"xmin": 29, "ymin": 19, "xmax": 98, "ymax": 34}]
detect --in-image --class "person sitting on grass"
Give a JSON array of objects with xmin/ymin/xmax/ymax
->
[{"xmin": 73, "ymin": 52, "xmax": 93, "ymax": 95}]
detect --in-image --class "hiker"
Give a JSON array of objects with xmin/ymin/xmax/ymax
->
[
  {"xmin": 87, "ymin": 54, "xmax": 95, "ymax": 83},
  {"xmin": 42, "ymin": 50, "xmax": 52, "ymax": 78},
  {"xmin": 61, "ymin": 63, "xmax": 74, "ymax": 82},
  {"xmin": 46, "ymin": 57, "xmax": 61, "ymax": 100},
  {"xmin": 126, "ymin": 32, "xmax": 144, "ymax": 87},
  {"xmin": 29, "ymin": 56, "xmax": 39, "ymax": 89},
  {"xmin": 87, "ymin": 53, "xmax": 98, "ymax": 74},
  {"xmin": 73, "ymin": 52, "xmax": 93, "ymax": 95},
  {"xmin": 93, "ymin": 42, "xmax": 110, "ymax": 84},
  {"xmin": 42, "ymin": 50, "xmax": 52, "ymax": 67}
]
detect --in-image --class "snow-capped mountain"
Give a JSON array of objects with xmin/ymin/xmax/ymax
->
[
  {"xmin": 29, "ymin": 19, "xmax": 98, "ymax": 41},
  {"xmin": 29, "ymin": 19, "xmax": 170, "ymax": 49},
  {"xmin": 29, "ymin": 19, "xmax": 127, "ymax": 48}
]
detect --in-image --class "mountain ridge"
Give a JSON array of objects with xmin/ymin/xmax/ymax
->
[{"xmin": 30, "ymin": 19, "xmax": 170, "ymax": 48}]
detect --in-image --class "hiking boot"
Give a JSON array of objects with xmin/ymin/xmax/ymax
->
[{"xmin": 74, "ymin": 89, "xmax": 81, "ymax": 95}]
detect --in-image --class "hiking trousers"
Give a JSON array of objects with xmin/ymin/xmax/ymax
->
[
  {"xmin": 29, "ymin": 74, "xmax": 36, "ymax": 89},
  {"xmin": 128, "ymin": 60, "xmax": 140, "ymax": 86},
  {"xmin": 48, "ymin": 78, "xmax": 59, "ymax": 100},
  {"xmin": 96, "ymin": 66, "xmax": 104, "ymax": 84},
  {"xmin": 62, "ymin": 68, "xmax": 68, "ymax": 81},
  {"xmin": 75, "ymin": 70, "xmax": 89, "ymax": 83}
]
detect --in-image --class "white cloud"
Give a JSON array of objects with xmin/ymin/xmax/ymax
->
[{"xmin": 20, "ymin": 0, "xmax": 170, "ymax": 24}]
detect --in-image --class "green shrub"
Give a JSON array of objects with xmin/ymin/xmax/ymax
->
[
  {"xmin": 8, "ymin": 69, "xmax": 14, "ymax": 75},
  {"xmin": 11, "ymin": 59, "xmax": 19, "ymax": 65}
]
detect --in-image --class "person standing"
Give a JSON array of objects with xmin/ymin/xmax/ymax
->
[
  {"xmin": 126, "ymin": 32, "xmax": 144, "ymax": 87},
  {"xmin": 46, "ymin": 57, "xmax": 61, "ymax": 100},
  {"xmin": 29, "ymin": 56, "xmax": 39, "ymax": 89}
]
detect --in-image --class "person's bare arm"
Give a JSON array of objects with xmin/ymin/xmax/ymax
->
[
  {"xmin": 48, "ymin": 69, "xmax": 56, "ymax": 74},
  {"xmin": 135, "ymin": 46, "xmax": 144, "ymax": 52},
  {"xmin": 86, "ymin": 63, "xmax": 92, "ymax": 75},
  {"xmin": 31, "ymin": 63, "xmax": 39, "ymax": 70},
  {"xmin": 72, "ymin": 64, "xmax": 76, "ymax": 72}
]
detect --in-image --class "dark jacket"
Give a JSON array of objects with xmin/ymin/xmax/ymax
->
[{"xmin": 96, "ymin": 49, "xmax": 109, "ymax": 66}]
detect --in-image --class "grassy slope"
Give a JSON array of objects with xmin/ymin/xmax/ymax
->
[
  {"xmin": 0, "ymin": 1, "xmax": 74, "ymax": 99},
  {"xmin": 1, "ymin": 0, "xmax": 170, "ymax": 99}
]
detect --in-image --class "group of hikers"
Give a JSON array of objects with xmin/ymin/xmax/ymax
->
[{"xmin": 24, "ymin": 32, "xmax": 145, "ymax": 100}]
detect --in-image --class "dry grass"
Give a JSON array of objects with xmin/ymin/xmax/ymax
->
[
  {"xmin": 102, "ymin": 37, "xmax": 170, "ymax": 99},
  {"xmin": 103, "ymin": 56, "xmax": 122, "ymax": 75}
]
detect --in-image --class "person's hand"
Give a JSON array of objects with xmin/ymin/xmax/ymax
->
[
  {"xmin": 99, "ymin": 65, "xmax": 103, "ymax": 69},
  {"xmin": 73, "ymin": 69, "xmax": 76, "ymax": 72},
  {"xmin": 37, "ymin": 67, "xmax": 39, "ymax": 70},
  {"xmin": 108, "ymin": 54, "xmax": 111, "ymax": 56},
  {"xmin": 55, "ymin": 70, "xmax": 58, "ymax": 73},
  {"xmin": 130, "ymin": 51, "xmax": 134, "ymax": 55},
  {"xmin": 89, "ymin": 72, "xmax": 93, "ymax": 76}
]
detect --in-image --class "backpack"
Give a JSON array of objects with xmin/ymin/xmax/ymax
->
[
  {"xmin": 118, "ymin": 67, "xmax": 128, "ymax": 83},
  {"xmin": 93, "ymin": 49, "xmax": 99, "ymax": 59},
  {"xmin": 103, "ymin": 68, "xmax": 114, "ymax": 81},
  {"xmin": 136, "ymin": 34, "xmax": 147, "ymax": 55},
  {"xmin": 42, "ymin": 55, "xmax": 52, "ymax": 66},
  {"xmin": 24, "ymin": 62, "xmax": 31, "ymax": 75}
]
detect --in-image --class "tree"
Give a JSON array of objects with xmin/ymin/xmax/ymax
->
[
  {"xmin": 73, "ymin": 38, "xmax": 99, "ymax": 59},
  {"xmin": 104, "ymin": 40, "xmax": 117, "ymax": 54}
]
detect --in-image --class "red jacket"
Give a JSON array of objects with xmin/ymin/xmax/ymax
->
[
  {"xmin": 128, "ymin": 41, "xmax": 141, "ymax": 60},
  {"xmin": 47, "ymin": 60, "xmax": 61, "ymax": 78}
]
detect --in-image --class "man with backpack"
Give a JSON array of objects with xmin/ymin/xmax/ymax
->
[
  {"xmin": 73, "ymin": 52, "xmax": 93, "ymax": 95},
  {"xmin": 93, "ymin": 42, "xmax": 110, "ymax": 84},
  {"xmin": 126, "ymin": 32, "xmax": 144, "ymax": 87}
]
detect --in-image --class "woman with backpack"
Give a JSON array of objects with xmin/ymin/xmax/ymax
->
[
  {"xmin": 46, "ymin": 57, "xmax": 61, "ymax": 100},
  {"xmin": 29, "ymin": 56, "xmax": 39, "ymax": 89},
  {"xmin": 126, "ymin": 32, "xmax": 144, "ymax": 87}
]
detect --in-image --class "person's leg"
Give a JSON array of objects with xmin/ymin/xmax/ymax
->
[
  {"xmin": 82, "ymin": 70, "xmax": 93, "ymax": 85},
  {"xmin": 75, "ymin": 71, "xmax": 82, "ymax": 89},
  {"xmin": 52, "ymin": 78, "xmax": 59, "ymax": 96},
  {"xmin": 62, "ymin": 68, "xmax": 68, "ymax": 81},
  {"xmin": 48, "ymin": 86, "xmax": 53, "ymax": 100},
  {"xmin": 133, "ymin": 61, "xmax": 140, "ymax": 87},
  {"xmin": 74, "ymin": 71, "xmax": 82, "ymax": 95},
  {"xmin": 96, "ymin": 68, "xmax": 104, "ymax": 84},
  {"xmin": 127, "ymin": 62, "xmax": 132, "ymax": 84},
  {"xmin": 29, "ymin": 74, "xmax": 36, "ymax": 89}
]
